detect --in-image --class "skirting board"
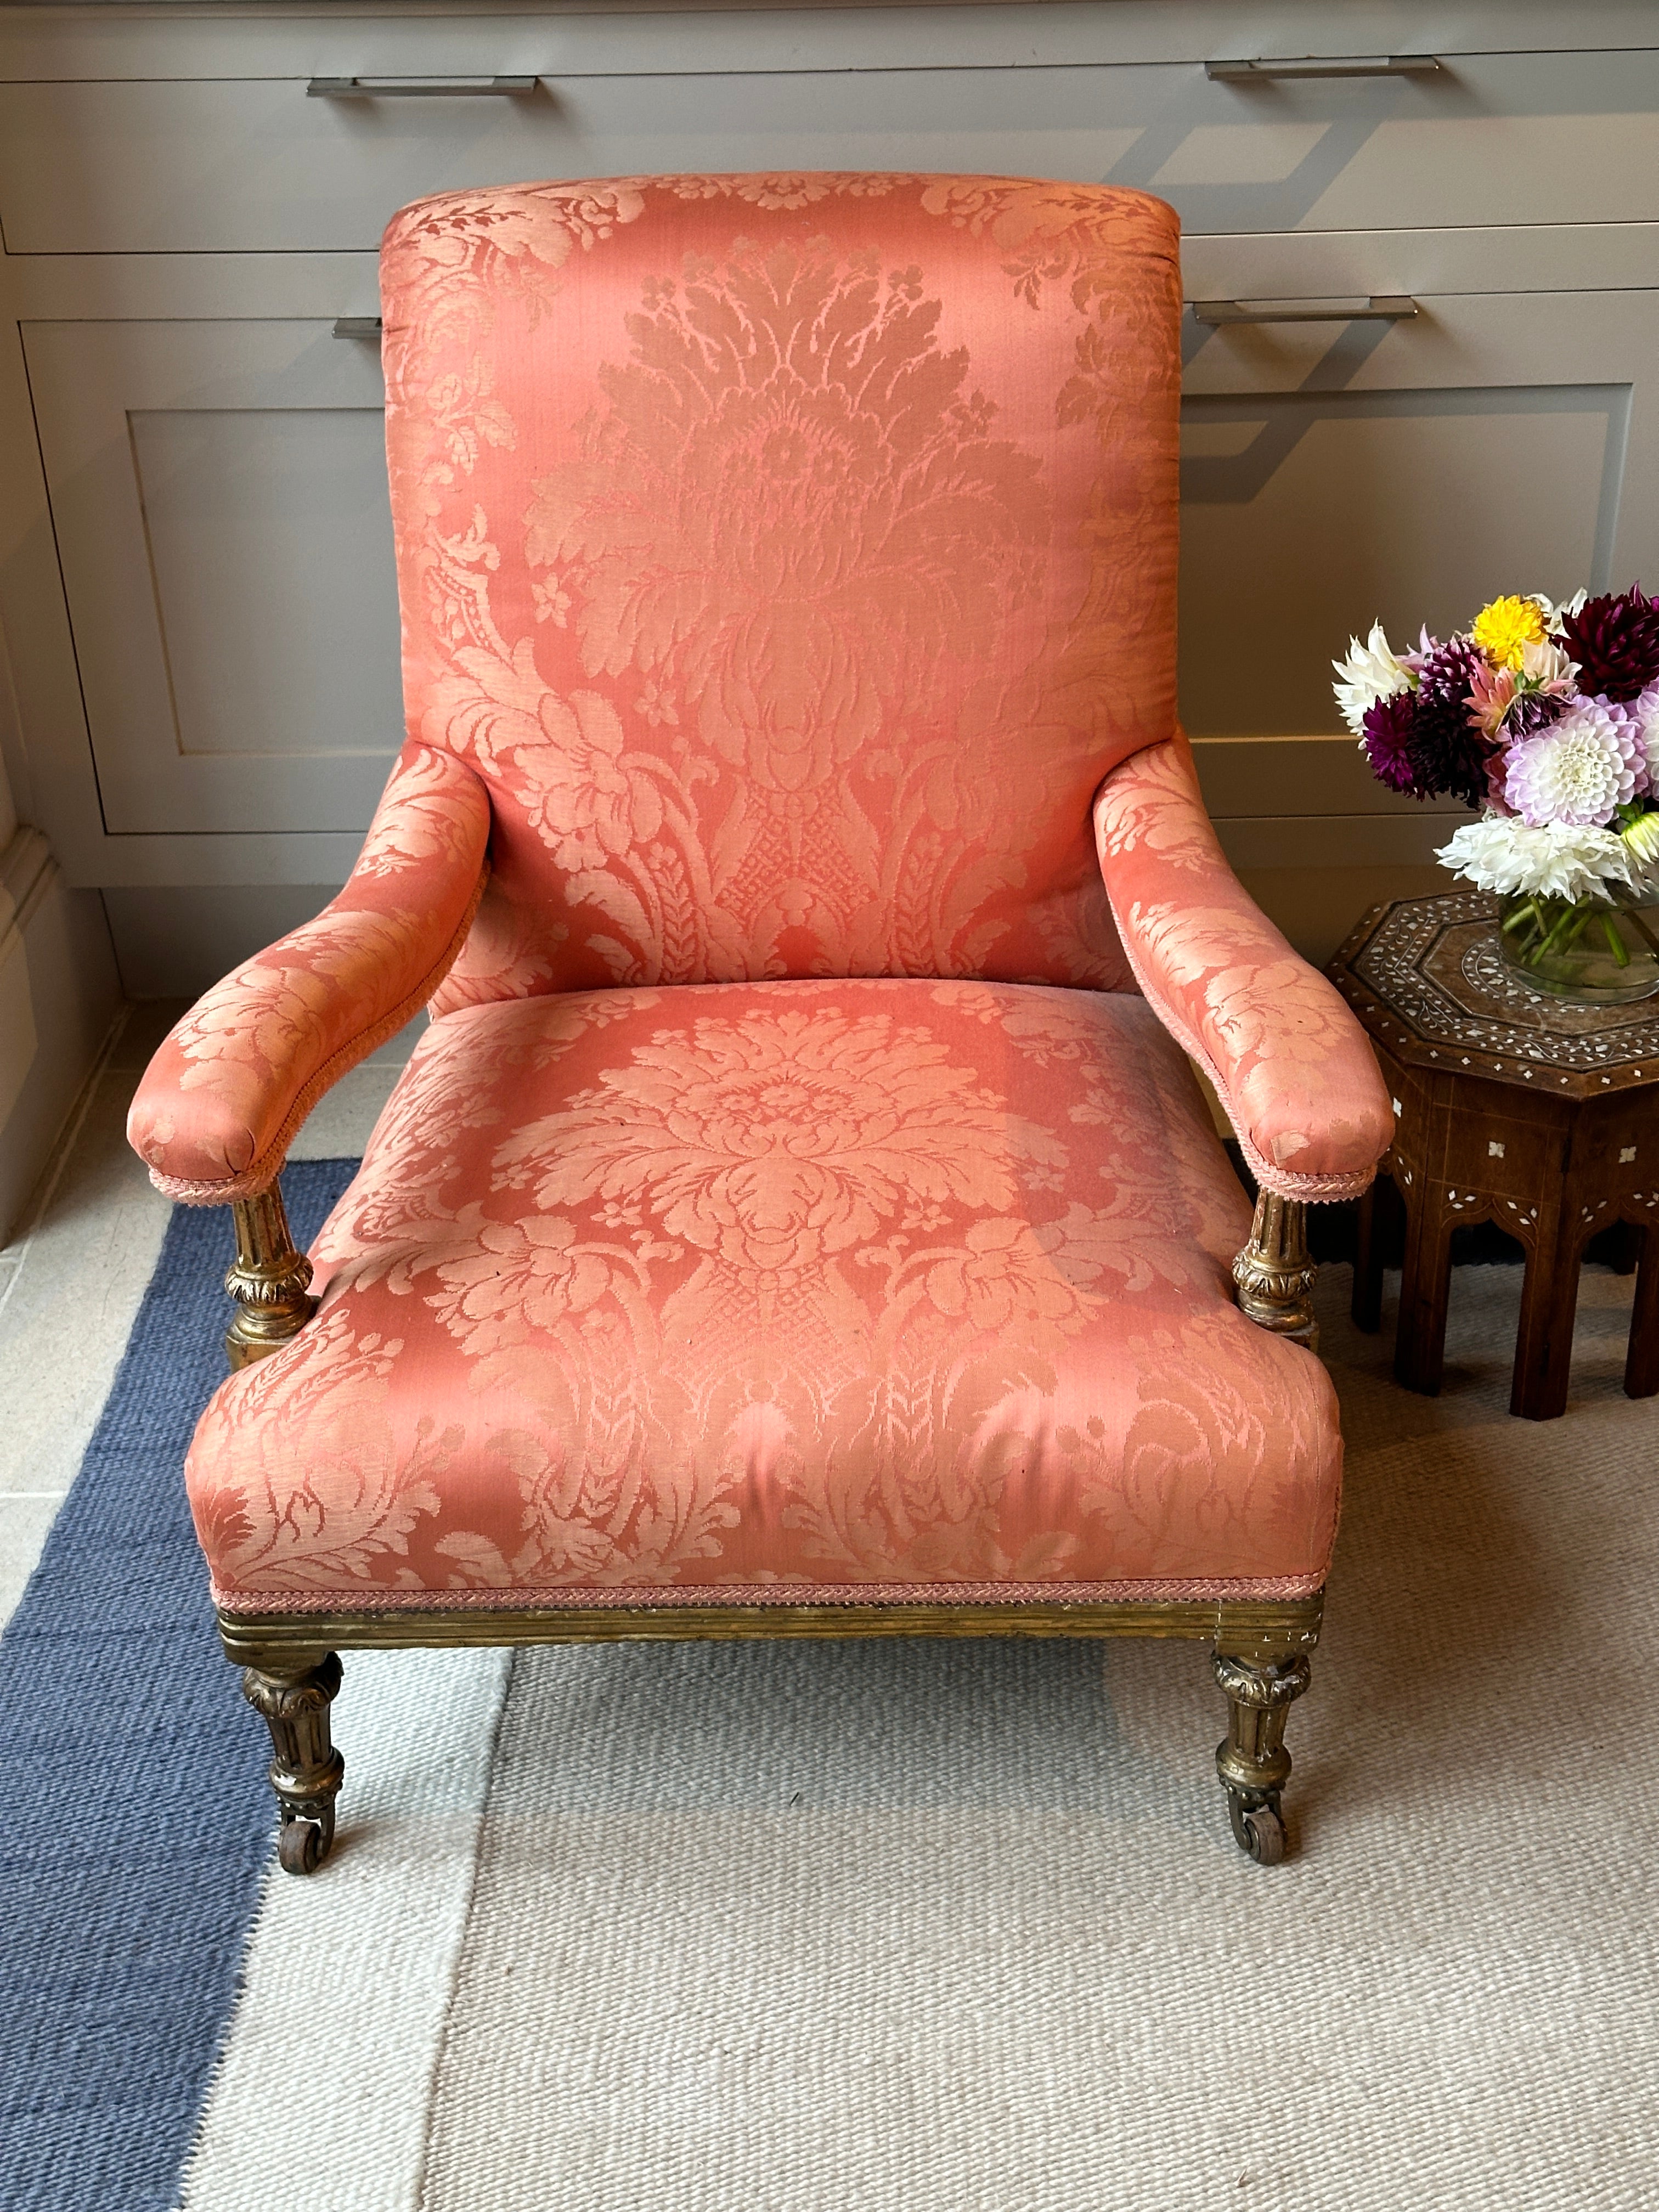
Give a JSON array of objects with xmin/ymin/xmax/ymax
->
[{"xmin": 0, "ymin": 834, "xmax": 122, "ymax": 1245}]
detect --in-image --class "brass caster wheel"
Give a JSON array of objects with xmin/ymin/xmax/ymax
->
[
  {"xmin": 1227, "ymin": 1791, "xmax": 1286, "ymax": 1866},
  {"xmin": 278, "ymin": 1815, "xmax": 331, "ymax": 1876},
  {"xmin": 1241, "ymin": 1806, "xmax": 1285, "ymax": 1865}
]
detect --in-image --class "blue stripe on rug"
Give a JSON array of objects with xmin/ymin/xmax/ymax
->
[{"xmin": 0, "ymin": 1161, "xmax": 359, "ymax": 2212}]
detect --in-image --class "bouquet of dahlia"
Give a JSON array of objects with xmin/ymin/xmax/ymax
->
[{"xmin": 1333, "ymin": 585, "xmax": 1659, "ymax": 981}]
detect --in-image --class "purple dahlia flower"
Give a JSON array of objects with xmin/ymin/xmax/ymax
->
[
  {"xmin": 1409, "ymin": 636, "xmax": 1490, "ymax": 806},
  {"xmin": 1505, "ymin": 690, "xmax": 1567, "ymax": 740}
]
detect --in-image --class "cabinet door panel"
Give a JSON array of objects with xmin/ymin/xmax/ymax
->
[
  {"xmin": 3, "ymin": 49, "xmax": 1658, "ymax": 254},
  {"xmin": 24, "ymin": 321, "xmax": 400, "ymax": 836},
  {"xmin": 1178, "ymin": 291, "xmax": 1659, "ymax": 738}
]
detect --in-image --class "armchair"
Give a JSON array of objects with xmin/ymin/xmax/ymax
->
[{"xmin": 129, "ymin": 174, "xmax": 1391, "ymax": 1874}]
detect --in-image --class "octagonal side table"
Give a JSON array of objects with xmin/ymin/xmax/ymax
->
[{"xmin": 1327, "ymin": 889, "xmax": 1659, "ymax": 1421}]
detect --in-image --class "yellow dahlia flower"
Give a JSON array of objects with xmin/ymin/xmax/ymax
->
[{"xmin": 1472, "ymin": 594, "xmax": 1549, "ymax": 670}]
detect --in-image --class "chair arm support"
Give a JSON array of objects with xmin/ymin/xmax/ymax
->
[
  {"xmin": 1094, "ymin": 735, "xmax": 1393, "ymax": 1201},
  {"xmin": 223, "ymin": 1181, "xmax": 320, "ymax": 1368},
  {"xmin": 1233, "ymin": 1189, "xmax": 1320, "ymax": 1350},
  {"xmin": 128, "ymin": 742, "xmax": 491, "ymax": 1204}
]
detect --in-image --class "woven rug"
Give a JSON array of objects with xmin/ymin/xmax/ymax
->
[{"xmin": 4, "ymin": 1161, "xmax": 1658, "ymax": 2211}]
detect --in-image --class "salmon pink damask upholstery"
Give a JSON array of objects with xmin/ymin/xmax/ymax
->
[
  {"xmin": 388, "ymin": 173, "xmax": 1176, "ymax": 1008},
  {"xmin": 191, "ymin": 981, "xmax": 1340, "ymax": 1608},
  {"xmin": 1097, "ymin": 739, "xmax": 1392, "ymax": 1198},
  {"xmin": 128, "ymin": 174, "xmax": 1392, "ymax": 1621},
  {"xmin": 130, "ymin": 744, "xmax": 490, "ymax": 1201}
]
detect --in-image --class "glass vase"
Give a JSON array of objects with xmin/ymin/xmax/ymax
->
[{"xmin": 1497, "ymin": 887, "xmax": 1659, "ymax": 1003}]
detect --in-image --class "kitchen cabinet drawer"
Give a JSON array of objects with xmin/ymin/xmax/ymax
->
[
  {"xmin": 3, "ymin": 47, "xmax": 1658, "ymax": 255},
  {"xmin": 24, "ymin": 320, "xmax": 402, "ymax": 838},
  {"xmin": 1178, "ymin": 288, "xmax": 1659, "ymax": 737}
]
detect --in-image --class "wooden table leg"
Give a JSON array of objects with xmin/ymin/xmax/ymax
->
[
  {"xmin": 1598, "ymin": 1219, "xmax": 1644, "ymax": 1276},
  {"xmin": 1394, "ymin": 1188, "xmax": 1456, "ymax": 1396},
  {"xmin": 1625, "ymin": 1225, "xmax": 1659, "ymax": 1399},
  {"xmin": 1351, "ymin": 1172, "xmax": 1402, "ymax": 1334},
  {"xmin": 1511, "ymin": 1194, "xmax": 1583, "ymax": 1421}
]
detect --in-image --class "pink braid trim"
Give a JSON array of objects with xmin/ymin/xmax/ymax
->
[
  {"xmin": 150, "ymin": 864, "xmax": 489, "ymax": 1207},
  {"xmin": 213, "ymin": 1571, "xmax": 1325, "ymax": 1615}
]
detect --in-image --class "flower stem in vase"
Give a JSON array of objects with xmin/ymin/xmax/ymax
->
[
  {"xmin": 1625, "ymin": 907, "xmax": 1659, "ymax": 957},
  {"xmin": 1501, "ymin": 898, "xmax": 1542, "ymax": 940},
  {"xmin": 1601, "ymin": 913, "xmax": 1632, "ymax": 966},
  {"xmin": 1537, "ymin": 902, "xmax": 1588, "ymax": 962}
]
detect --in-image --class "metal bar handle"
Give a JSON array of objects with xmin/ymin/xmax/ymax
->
[
  {"xmin": 331, "ymin": 317, "xmax": 383, "ymax": 340},
  {"xmin": 1206, "ymin": 55, "xmax": 1440, "ymax": 81},
  {"xmin": 307, "ymin": 75, "xmax": 539, "ymax": 98},
  {"xmin": 1193, "ymin": 295, "xmax": 1419, "ymax": 326}
]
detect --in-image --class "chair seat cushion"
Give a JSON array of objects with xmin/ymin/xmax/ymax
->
[{"xmin": 189, "ymin": 980, "xmax": 1341, "ymax": 1610}]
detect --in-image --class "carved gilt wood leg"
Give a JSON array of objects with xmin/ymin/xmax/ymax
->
[
  {"xmin": 1212, "ymin": 1650, "xmax": 1312, "ymax": 1866},
  {"xmin": 225, "ymin": 1181, "xmax": 319, "ymax": 1370},
  {"xmin": 242, "ymin": 1654, "xmax": 345, "ymax": 1876},
  {"xmin": 1233, "ymin": 1192, "xmax": 1318, "ymax": 1350}
]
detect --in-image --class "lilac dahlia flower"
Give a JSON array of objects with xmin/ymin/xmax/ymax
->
[
  {"xmin": 1502, "ymin": 699, "xmax": 1644, "ymax": 827},
  {"xmin": 1608, "ymin": 679, "xmax": 1659, "ymax": 797}
]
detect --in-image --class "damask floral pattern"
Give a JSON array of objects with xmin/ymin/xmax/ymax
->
[
  {"xmin": 128, "ymin": 741, "xmax": 490, "ymax": 1200},
  {"xmin": 190, "ymin": 978, "xmax": 1342, "ymax": 1606},
  {"xmin": 1094, "ymin": 737, "xmax": 1393, "ymax": 1198},
  {"xmin": 381, "ymin": 174, "xmax": 1179, "ymax": 1000}
]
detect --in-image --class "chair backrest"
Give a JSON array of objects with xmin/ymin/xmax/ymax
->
[{"xmin": 381, "ymin": 174, "xmax": 1180, "ymax": 1005}]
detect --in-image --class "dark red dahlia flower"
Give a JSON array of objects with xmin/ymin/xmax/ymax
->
[
  {"xmin": 1560, "ymin": 585, "xmax": 1659, "ymax": 703},
  {"xmin": 1362, "ymin": 693, "xmax": 1420, "ymax": 794}
]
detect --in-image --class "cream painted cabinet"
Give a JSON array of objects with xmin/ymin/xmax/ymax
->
[
  {"xmin": 24, "ymin": 319, "xmax": 400, "ymax": 836},
  {"xmin": 5, "ymin": 48, "xmax": 1659, "ymax": 254},
  {"xmin": 1180, "ymin": 289, "xmax": 1659, "ymax": 738},
  {"xmin": 0, "ymin": 0, "xmax": 1656, "ymax": 979}
]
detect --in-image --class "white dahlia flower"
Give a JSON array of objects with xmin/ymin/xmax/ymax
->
[
  {"xmin": 1516, "ymin": 637, "xmax": 1578, "ymax": 695},
  {"xmin": 1437, "ymin": 816, "xmax": 1633, "ymax": 902},
  {"xmin": 1332, "ymin": 622, "xmax": 1414, "ymax": 739},
  {"xmin": 1530, "ymin": 588, "xmax": 1589, "ymax": 636}
]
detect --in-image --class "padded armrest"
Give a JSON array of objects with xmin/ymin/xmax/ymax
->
[
  {"xmin": 128, "ymin": 742, "xmax": 491, "ymax": 1203},
  {"xmin": 1094, "ymin": 736, "xmax": 1392, "ymax": 1201}
]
